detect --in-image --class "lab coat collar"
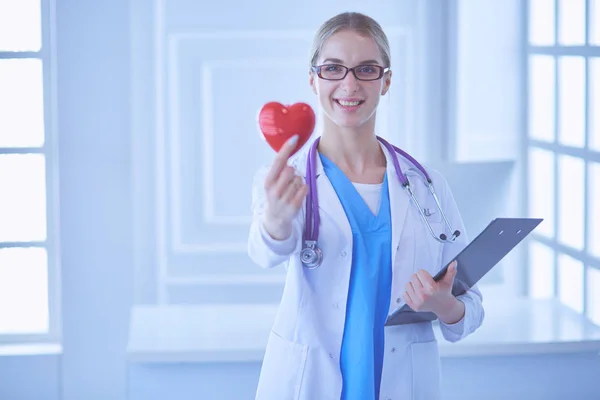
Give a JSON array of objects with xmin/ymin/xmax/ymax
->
[{"xmin": 291, "ymin": 136, "xmax": 411, "ymax": 267}]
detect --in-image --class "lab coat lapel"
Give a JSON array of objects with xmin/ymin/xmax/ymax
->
[
  {"xmin": 380, "ymin": 142, "xmax": 410, "ymax": 268},
  {"xmin": 313, "ymin": 153, "xmax": 352, "ymax": 242},
  {"xmin": 293, "ymin": 143, "xmax": 352, "ymax": 244}
]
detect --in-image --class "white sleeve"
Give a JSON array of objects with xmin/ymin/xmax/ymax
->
[{"xmin": 247, "ymin": 165, "xmax": 305, "ymax": 269}]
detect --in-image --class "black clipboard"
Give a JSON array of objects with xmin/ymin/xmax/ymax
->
[{"xmin": 385, "ymin": 217, "xmax": 543, "ymax": 326}]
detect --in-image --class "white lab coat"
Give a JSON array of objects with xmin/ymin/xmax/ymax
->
[{"xmin": 247, "ymin": 140, "xmax": 484, "ymax": 400}]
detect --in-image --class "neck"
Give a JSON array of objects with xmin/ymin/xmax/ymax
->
[{"xmin": 318, "ymin": 119, "xmax": 385, "ymax": 175}]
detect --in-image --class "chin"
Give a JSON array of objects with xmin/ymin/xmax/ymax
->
[
  {"xmin": 322, "ymin": 110, "xmax": 369, "ymax": 128},
  {"xmin": 333, "ymin": 112, "xmax": 376, "ymax": 129},
  {"xmin": 334, "ymin": 118, "xmax": 368, "ymax": 129}
]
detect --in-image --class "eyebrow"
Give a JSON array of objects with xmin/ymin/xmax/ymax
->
[{"xmin": 321, "ymin": 58, "xmax": 381, "ymax": 65}]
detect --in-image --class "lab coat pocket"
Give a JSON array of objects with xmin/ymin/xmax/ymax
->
[
  {"xmin": 410, "ymin": 340, "xmax": 442, "ymax": 400},
  {"xmin": 255, "ymin": 330, "xmax": 308, "ymax": 400}
]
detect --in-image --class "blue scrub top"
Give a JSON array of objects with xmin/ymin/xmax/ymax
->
[{"xmin": 320, "ymin": 154, "xmax": 393, "ymax": 400}]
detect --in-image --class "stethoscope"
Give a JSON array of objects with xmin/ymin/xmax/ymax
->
[{"xmin": 300, "ymin": 135, "xmax": 461, "ymax": 269}]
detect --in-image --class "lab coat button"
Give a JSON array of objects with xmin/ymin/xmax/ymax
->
[
  {"xmin": 333, "ymin": 303, "xmax": 339, "ymax": 309},
  {"xmin": 391, "ymin": 347, "xmax": 396, "ymax": 353},
  {"xmin": 396, "ymin": 297, "xmax": 401, "ymax": 304},
  {"xmin": 329, "ymin": 353, "xmax": 334, "ymax": 359},
  {"xmin": 340, "ymin": 251, "xmax": 347, "ymax": 257}
]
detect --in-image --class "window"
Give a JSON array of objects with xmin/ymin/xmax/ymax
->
[
  {"xmin": 0, "ymin": 0, "xmax": 59, "ymax": 343},
  {"xmin": 526, "ymin": 0, "xmax": 600, "ymax": 325}
]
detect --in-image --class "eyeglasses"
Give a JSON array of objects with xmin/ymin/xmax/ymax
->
[{"xmin": 311, "ymin": 63, "xmax": 390, "ymax": 81}]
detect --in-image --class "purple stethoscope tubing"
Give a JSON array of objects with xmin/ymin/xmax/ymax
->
[{"xmin": 300, "ymin": 135, "xmax": 460, "ymax": 269}]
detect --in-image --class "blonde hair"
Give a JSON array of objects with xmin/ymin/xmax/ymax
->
[{"xmin": 309, "ymin": 12, "xmax": 391, "ymax": 69}]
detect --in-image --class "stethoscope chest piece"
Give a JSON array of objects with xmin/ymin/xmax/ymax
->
[{"xmin": 301, "ymin": 240, "xmax": 323, "ymax": 269}]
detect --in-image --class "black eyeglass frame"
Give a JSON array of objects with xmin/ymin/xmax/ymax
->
[{"xmin": 311, "ymin": 63, "xmax": 390, "ymax": 81}]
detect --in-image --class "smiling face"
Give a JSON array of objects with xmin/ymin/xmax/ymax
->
[{"xmin": 309, "ymin": 29, "xmax": 392, "ymax": 131}]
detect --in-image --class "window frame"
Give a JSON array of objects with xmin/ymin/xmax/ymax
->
[
  {"xmin": 0, "ymin": 0, "xmax": 60, "ymax": 345},
  {"xmin": 525, "ymin": 0, "xmax": 600, "ymax": 323}
]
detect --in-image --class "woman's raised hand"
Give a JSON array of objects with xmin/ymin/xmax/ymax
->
[{"xmin": 262, "ymin": 135, "xmax": 309, "ymax": 240}]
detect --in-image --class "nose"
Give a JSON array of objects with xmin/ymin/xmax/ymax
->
[{"xmin": 340, "ymin": 69, "xmax": 359, "ymax": 93}]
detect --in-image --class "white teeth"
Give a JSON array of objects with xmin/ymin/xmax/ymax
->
[{"xmin": 337, "ymin": 100, "xmax": 361, "ymax": 106}]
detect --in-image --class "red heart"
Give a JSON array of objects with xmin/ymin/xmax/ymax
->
[{"xmin": 257, "ymin": 102, "xmax": 316, "ymax": 156}]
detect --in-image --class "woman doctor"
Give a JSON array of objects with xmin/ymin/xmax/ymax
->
[{"xmin": 247, "ymin": 11, "xmax": 484, "ymax": 400}]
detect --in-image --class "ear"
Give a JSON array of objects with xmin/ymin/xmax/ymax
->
[
  {"xmin": 381, "ymin": 70, "xmax": 392, "ymax": 96},
  {"xmin": 309, "ymin": 71, "xmax": 317, "ymax": 95}
]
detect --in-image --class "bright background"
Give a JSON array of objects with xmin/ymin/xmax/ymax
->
[{"xmin": 0, "ymin": 0, "xmax": 599, "ymax": 399}]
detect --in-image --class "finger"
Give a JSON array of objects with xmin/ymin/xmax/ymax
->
[
  {"xmin": 405, "ymin": 280, "xmax": 418, "ymax": 296},
  {"xmin": 264, "ymin": 135, "xmax": 299, "ymax": 189},
  {"xmin": 404, "ymin": 291, "xmax": 415, "ymax": 309},
  {"xmin": 276, "ymin": 166, "xmax": 296, "ymax": 186},
  {"xmin": 281, "ymin": 176, "xmax": 304, "ymax": 203},
  {"xmin": 408, "ymin": 282, "xmax": 422, "ymax": 303},
  {"xmin": 272, "ymin": 166, "xmax": 296, "ymax": 198},
  {"xmin": 448, "ymin": 261, "xmax": 457, "ymax": 274},
  {"xmin": 290, "ymin": 183, "xmax": 309, "ymax": 209},
  {"xmin": 443, "ymin": 261, "xmax": 458, "ymax": 283},
  {"xmin": 277, "ymin": 134, "xmax": 300, "ymax": 159},
  {"xmin": 416, "ymin": 270, "xmax": 435, "ymax": 294},
  {"xmin": 410, "ymin": 273, "xmax": 424, "ymax": 291}
]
